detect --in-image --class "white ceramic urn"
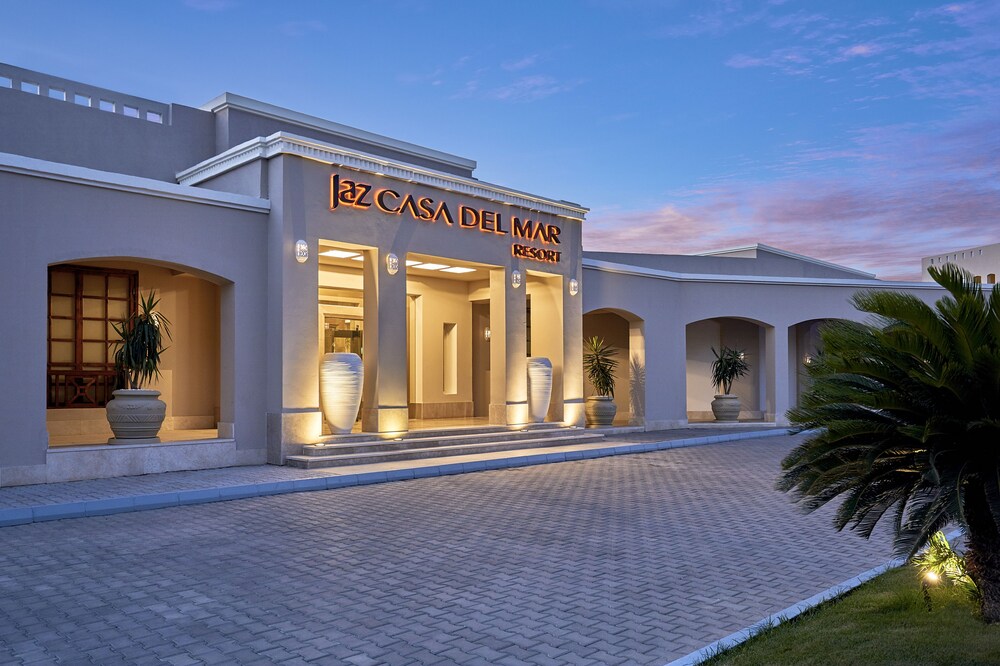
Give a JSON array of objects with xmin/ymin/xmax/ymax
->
[
  {"xmin": 320, "ymin": 352, "xmax": 364, "ymax": 434},
  {"xmin": 526, "ymin": 356, "xmax": 553, "ymax": 423}
]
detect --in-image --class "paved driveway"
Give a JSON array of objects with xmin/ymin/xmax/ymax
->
[{"xmin": 0, "ymin": 435, "xmax": 892, "ymax": 665}]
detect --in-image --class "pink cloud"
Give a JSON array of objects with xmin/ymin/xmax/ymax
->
[{"xmin": 584, "ymin": 108, "xmax": 1000, "ymax": 281}]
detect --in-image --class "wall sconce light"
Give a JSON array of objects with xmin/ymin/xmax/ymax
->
[
  {"xmin": 484, "ymin": 327, "xmax": 491, "ymax": 341},
  {"xmin": 511, "ymin": 269, "xmax": 522, "ymax": 289},
  {"xmin": 568, "ymin": 278, "xmax": 579, "ymax": 296},
  {"xmin": 804, "ymin": 354, "xmax": 813, "ymax": 366},
  {"xmin": 294, "ymin": 239, "xmax": 309, "ymax": 263},
  {"xmin": 738, "ymin": 351, "xmax": 746, "ymax": 360},
  {"xmin": 385, "ymin": 252, "xmax": 399, "ymax": 275}
]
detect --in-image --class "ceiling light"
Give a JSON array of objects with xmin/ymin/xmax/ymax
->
[
  {"xmin": 405, "ymin": 260, "xmax": 421, "ymax": 267},
  {"xmin": 320, "ymin": 249, "xmax": 360, "ymax": 259},
  {"xmin": 350, "ymin": 255, "xmax": 364, "ymax": 261},
  {"xmin": 412, "ymin": 263, "xmax": 449, "ymax": 271},
  {"xmin": 441, "ymin": 267, "xmax": 476, "ymax": 274}
]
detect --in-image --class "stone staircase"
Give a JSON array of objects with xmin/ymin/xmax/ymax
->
[{"xmin": 284, "ymin": 423, "xmax": 607, "ymax": 469}]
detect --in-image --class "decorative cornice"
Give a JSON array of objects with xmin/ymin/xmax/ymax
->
[
  {"xmin": 0, "ymin": 151, "xmax": 270, "ymax": 213},
  {"xmin": 582, "ymin": 258, "xmax": 948, "ymax": 290},
  {"xmin": 177, "ymin": 132, "xmax": 589, "ymax": 221}
]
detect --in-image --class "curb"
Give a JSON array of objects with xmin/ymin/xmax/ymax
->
[
  {"xmin": 662, "ymin": 527, "xmax": 964, "ymax": 666},
  {"xmin": 0, "ymin": 428, "xmax": 793, "ymax": 527}
]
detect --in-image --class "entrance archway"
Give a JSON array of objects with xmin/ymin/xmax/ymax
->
[
  {"xmin": 46, "ymin": 258, "xmax": 224, "ymax": 445},
  {"xmin": 582, "ymin": 308, "xmax": 645, "ymax": 426},
  {"xmin": 685, "ymin": 317, "xmax": 768, "ymax": 422}
]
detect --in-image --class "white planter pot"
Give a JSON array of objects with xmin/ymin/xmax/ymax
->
[
  {"xmin": 711, "ymin": 394, "xmax": 741, "ymax": 422},
  {"xmin": 106, "ymin": 389, "xmax": 166, "ymax": 440},
  {"xmin": 585, "ymin": 395, "xmax": 617, "ymax": 427},
  {"xmin": 320, "ymin": 352, "xmax": 364, "ymax": 434},
  {"xmin": 526, "ymin": 357, "xmax": 553, "ymax": 423}
]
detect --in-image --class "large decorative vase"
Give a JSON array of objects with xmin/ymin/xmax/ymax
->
[
  {"xmin": 526, "ymin": 357, "xmax": 553, "ymax": 423},
  {"xmin": 106, "ymin": 389, "xmax": 167, "ymax": 441},
  {"xmin": 585, "ymin": 395, "xmax": 617, "ymax": 427},
  {"xmin": 711, "ymin": 394, "xmax": 741, "ymax": 422},
  {"xmin": 320, "ymin": 352, "xmax": 364, "ymax": 435}
]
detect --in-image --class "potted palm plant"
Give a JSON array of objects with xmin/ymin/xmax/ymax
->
[
  {"xmin": 710, "ymin": 346, "xmax": 750, "ymax": 421},
  {"xmin": 106, "ymin": 291, "xmax": 172, "ymax": 441},
  {"xmin": 584, "ymin": 336, "xmax": 618, "ymax": 426}
]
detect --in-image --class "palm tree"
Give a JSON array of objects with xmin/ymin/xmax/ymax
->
[{"xmin": 778, "ymin": 265, "xmax": 1000, "ymax": 622}]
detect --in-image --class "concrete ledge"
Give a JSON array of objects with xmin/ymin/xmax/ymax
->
[{"xmin": 3, "ymin": 428, "xmax": 793, "ymax": 527}]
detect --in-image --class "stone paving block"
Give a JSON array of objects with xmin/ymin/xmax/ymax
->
[
  {"xmin": 354, "ymin": 471, "xmax": 389, "ymax": 485},
  {"xmin": 175, "ymin": 488, "xmax": 222, "ymax": 504},
  {"xmin": 132, "ymin": 492, "xmax": 180, "ymax": 510},
  {"xmin": 386, "ymin": 469, "xmax": 415, "ymax": 481},
  {"xmin": 84, "ymin": 496, "xmax": 135, "ymax": 516},
  {"xmin": 218, "ymin": 484, "xmax": 260, "ymax": 501},
  {"xmin": 0, "ymin": 434, "xmax": 887, "ymax": 666},
  {"xmin": 32, "ymin": 501, "xmax": 86, "ymax": 521},
  {"xmin": 0, "ymin": 506, "xmax": 32, "ymax": 526},
  {"xmin": 291, "ymin": 477, "xmax": 328, "ymax": 492}
]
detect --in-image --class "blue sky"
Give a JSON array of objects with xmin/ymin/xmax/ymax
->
[{"xmin": 3, "ymin": 0, "xmax": 998, "ymax": 279}]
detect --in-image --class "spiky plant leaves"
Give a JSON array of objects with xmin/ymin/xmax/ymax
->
[
  {"xmin": 711, "ymin": 346, "xmax": 751, "ymax": 394},
  {"xmin": 778, "ymin": 265, "xmax": 1000, "ymax": 622},
  {"xmin": 111, "ymin": 291, "xmax": 172, "ymax": 390},
  {"xmin": 584, "ymin": 336, "xmax": 618, "ymax": 398}
]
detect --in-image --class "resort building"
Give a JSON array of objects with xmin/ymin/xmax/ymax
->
[
  {"xmin": 0, "ymin": 63, "xmax": 950, "ymax": 486},
  {"xmin": 922, "ymin": 242, "xmax": 1000, "ymax": 284}
]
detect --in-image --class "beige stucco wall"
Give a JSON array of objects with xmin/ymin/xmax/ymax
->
[
  {"xmin": 242, "ymin": 152, "xmax": 585, "ymax": 456},
  {"xmin": 0, "ymin": 165, "xmax": 268, "ymax": 485},
  {"xmin": 583, "ymin": 262, "xmax": 949, "ymax": 429}
]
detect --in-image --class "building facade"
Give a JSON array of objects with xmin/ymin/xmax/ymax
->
[
  {"xmin": 922, "ymin": 242, "xmax": 1000, "ymax": 284},
  {"xmin": 0, "ymin": 63, "xmax": 957, "ymax": 486}
]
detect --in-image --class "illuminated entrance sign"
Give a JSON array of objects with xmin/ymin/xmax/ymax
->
[{"xmin": 330, "ymin": 174, "xmax": 561, "ymax": 263}]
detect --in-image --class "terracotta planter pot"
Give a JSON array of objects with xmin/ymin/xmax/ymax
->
[
  {"xmin": 106, "ymin": 389, "xmax": 166, "ymax": 440},
  {"xmin": 585, "ymin": 395, "xmax": 617, "ymax": 427},
  {"xmin": 320, "ymin": 352, "xmax": 363, "ymax": 434},
  {"xmin": 711, "ymin": 394, "xmax": 741, "ymax": 422},
  {"xmin": 527, "ymin": 357, "xmax": 553, "ymax": 423}
]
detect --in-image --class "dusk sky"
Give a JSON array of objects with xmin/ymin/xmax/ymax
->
[{"xmin": 3, "ymin": 1, "xmax": 998, "ymax": 279}]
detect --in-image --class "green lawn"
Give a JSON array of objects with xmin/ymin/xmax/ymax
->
[{"xmin": 703, "ymin": 567, "xmax": 1000, "ymax": 666}]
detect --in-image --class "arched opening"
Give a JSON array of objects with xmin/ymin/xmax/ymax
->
[
  {"xmin": 46, "ymin": 259, "xmax": 224, "ymax": 446},
  {"xmin": 582, "ymin": 308, "xmax": 645, "ymax": 426},
  {"xmin": 685, "ymin": 317, "xmax": 768, "ymax": 422},
  {"xmin": 789, "ymin": 318, "xmax": 845, "ymax": 406}
]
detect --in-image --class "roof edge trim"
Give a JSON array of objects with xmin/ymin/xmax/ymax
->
[{"xmin": 177, "ymin": 132, "xmax": 589, "ymax": 221}]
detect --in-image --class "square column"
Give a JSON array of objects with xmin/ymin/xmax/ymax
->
[
  {"xmin": 489, "ymin": 267, "xmax": 528, "ymax": 425},
  {"xmin": 528, "ymin": 274, "xmax": 565, "ymax": 423},
  {"xmin": 643, "ymin": 321, "xmax": 688, "ymax": 429},
  {"xmin": 362, "ymin": 249, "xmax": 409, "ymax": 433},
  {"xmin": 627, "ymin": 319, "xmax": 646, "ymax": 426},
  {"xmin": 562, "ymin": 275, "xmax": 585, "ymax": 427},
  {"xmin": 765, "ymin": 325, "xmax": 792, "ymax": 425}
]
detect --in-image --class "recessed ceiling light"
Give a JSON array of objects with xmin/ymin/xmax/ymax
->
[
  {"xmin": 320, "ymin": 249, "xmax": 360, "ymax": 259},
  {"xmin": 411, "ymin": 263, "xmax": 449, "ymax": 271},
  {"xmin": 441, "ymin": 267, "xmax": 476, "ymax": 274},
  {"xmin": 405, "ymin": 260, "xmax": 421, "ymax": 267},
  {"xmin": 350, "ymin": 255, "xmax": 364, "ymax": 261}
]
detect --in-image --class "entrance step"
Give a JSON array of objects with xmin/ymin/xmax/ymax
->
[{"xmin": 285, "ymin": 426, "xmax": 604, "ymax": 469}]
